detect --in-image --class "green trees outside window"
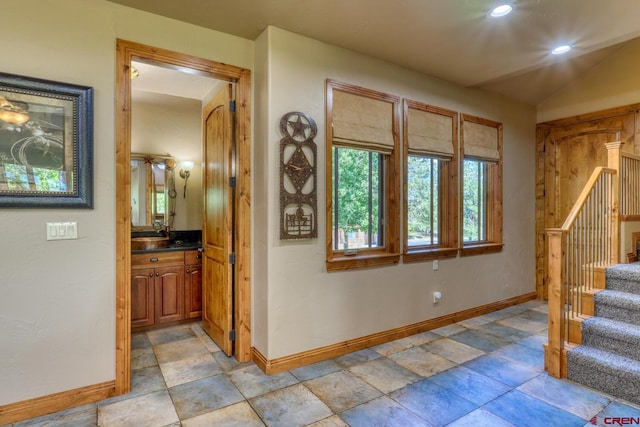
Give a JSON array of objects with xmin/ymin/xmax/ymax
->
[
  {"xmin": 332, "ymin": 147, "xmax": 382, "ymax": 250},
  {"xmin": 333, "ymin": 153, "xmax": 489, "ymax": 248},
  {"xmin": 463, "ymin": 159, "xmax": 487, "ymax": 242},
  {"xmin": 407, "ymin": 156, "xmax": 440, "ymax": 247}
]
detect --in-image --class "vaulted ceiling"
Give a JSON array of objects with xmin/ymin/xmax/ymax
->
[{"xmin": 109, "ymin": 0, "xmax": 640, "ymax": 105}]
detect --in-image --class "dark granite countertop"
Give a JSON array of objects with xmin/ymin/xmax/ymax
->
[{"xmin": 131, "ymin": 241, "xmax": 202, "ymax": 254}]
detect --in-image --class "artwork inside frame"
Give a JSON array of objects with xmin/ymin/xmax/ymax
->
[{"xmin": 0, "ymin": 72, "xmax": 93, "ymax": 208}]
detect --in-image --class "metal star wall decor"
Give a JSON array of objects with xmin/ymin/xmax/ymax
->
[{"xmin": 279, "ymin": 111, "xmax": 318, "ymax": 239}]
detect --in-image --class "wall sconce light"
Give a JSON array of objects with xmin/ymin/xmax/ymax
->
[{"xmin": 179, "ymin": 160, "xmax": 194, "ymax": 198}]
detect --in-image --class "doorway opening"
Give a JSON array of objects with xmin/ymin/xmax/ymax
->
[{"xmin": 115, "ymin": 39, "xmax": 251, "ymax": 396}]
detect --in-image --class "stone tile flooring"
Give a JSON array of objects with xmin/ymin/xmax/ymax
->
[{"xmin": 7, "ymin": 300, "xmax": 640, "ymax": 426}]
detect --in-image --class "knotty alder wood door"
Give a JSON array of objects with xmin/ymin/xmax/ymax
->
[
  {"xmin": 202, "ymin": 84, "xmax": 235, "ymax": 356},
  {"xmin": 536, "ymin": 108, "xmax": 637, "ymax": 298},
  {"xmin": 546, "ymin": 131, "xmax": 610, "ymax": 229}
]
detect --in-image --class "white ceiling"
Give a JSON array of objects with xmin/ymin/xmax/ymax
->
[
  {"xmin": 112, "ymin": 0, "xmax": 640, "ymax": 105},
  {"xmin": 131, "ymin": 61, "xmax": 222, "ymax": 101}
]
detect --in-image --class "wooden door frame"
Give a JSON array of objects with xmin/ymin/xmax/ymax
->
[{"xmin": 115, "ymin": 39, "xmax": 251, "ymax": 395}]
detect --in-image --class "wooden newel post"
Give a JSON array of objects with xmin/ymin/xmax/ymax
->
[
  {"xmin": 546, "ymin": 228, "xmax": 565, "ymax": 378},
  {"xmin": 605, "ymin": 141, "xmax": 622, "ymax": 264}
]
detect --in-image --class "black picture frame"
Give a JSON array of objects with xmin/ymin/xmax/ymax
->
[{"xmin": 0, "ymin": 72, "xmax": 93, "ymax": 208}]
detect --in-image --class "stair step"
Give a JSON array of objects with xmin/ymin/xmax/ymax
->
[
  {"xmin": 582, "ymin": 317, "xmax": 640, "ymax": 361},
  {"xmin": 568, "ymin": 315, "xmax": 591, "ymax": 345},
  {"xmin": 571, "ymin": 287, "xmax": 603, "ymax": 316},
  {"xmin": 594, "ymin": 290, "xmax": 640, "ymax": 326},
  {"xmin": 567, "ymin": 346, "xmax": 640, "ymax": 405},
  {"xmin": 605, "ymin": 263, "xmax": 640, "ymax": 295}
]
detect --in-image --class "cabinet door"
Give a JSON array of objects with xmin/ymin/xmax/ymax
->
[
  {"xmin": 185, "ymin": 265, "xmax": 202, "ymax": 318},
  {"xmin": 154, "ymin": 266, "xmax": 185, "ymax": 324},
  {"xmin": 131, "ymin": 268, "xmax": 154, "ymax": 328}
]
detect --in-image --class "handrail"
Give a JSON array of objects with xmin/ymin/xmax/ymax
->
[
  {"xmin": 561, "ymin": 167, "xmax": 616, "ymax": 229},
  {"xmin": 545, "ymin": 142, "xmax": 621, "ymax": 379}
]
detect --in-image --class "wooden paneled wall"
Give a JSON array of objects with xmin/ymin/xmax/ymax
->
[{"xmin": 536, "ymin": 104, "xmax": 640, "ymax": 298}]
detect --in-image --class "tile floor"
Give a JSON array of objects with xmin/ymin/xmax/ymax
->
[{"xmin": 7, "ymin": 300, "xmax": 640, "ymax": 426}]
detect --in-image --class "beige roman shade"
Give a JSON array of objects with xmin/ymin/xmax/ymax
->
[
  {"xmin": 407, "ymin": 108, "xmax": 454, "ymax": 158},
  {"xmin": 332, "ymin": 90, "xmax": 395, "ymax": 154},
  {"xmin": 463, "ymin": 120, "xmax": 500, "ymax": 162}
]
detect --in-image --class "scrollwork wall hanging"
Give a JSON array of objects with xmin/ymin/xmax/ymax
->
[{"xmin": 279, "ymin": 111, "xmax": 318, "ymax": 239}]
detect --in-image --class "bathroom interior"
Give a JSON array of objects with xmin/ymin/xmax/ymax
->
[{"xmin": 129, "ymin": 60, "xmax": 225, "ymax": 336}]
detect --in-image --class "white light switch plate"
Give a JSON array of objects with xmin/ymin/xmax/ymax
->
[{"xmin": 47, "ymin": 222, "xmax": 78, "ymax": 241}]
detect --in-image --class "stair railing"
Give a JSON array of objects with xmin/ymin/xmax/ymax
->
[
  {"xmin": 546, "ymin": 142, "xmax": 622, "ymax": 378},
  {"xmin": 621, "ymin": 151, "xmax": 640, "ymax": 218}
]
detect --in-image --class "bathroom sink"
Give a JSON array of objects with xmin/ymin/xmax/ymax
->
[{"xmin": 131, "ymin": 236, "xmax": 170, "ymax": 250}]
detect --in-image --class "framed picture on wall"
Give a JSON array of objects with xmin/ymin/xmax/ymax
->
[{"xmin": 0, "ymin": 72, "xmax": 93, "ymax": 208}]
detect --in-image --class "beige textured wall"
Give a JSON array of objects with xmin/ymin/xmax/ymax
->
[
  {"xmin": 255, "ymin": 27, "xmax": 537, "ymax": 359},
  {"xmin": 0, "ymin": 0, "xmax": 252, "ymax": 406},
  {"xmin": 538, "ymin": 38, "xmax": 640, "ymax": 123}
]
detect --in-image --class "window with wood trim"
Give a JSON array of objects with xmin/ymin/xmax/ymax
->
[
  {"xmin": 326, "ymin": 79, "xmax": 400, "ymax": 271},
  {"xmin": 332, "ymin": 147, "xmax": 383, "ymax": 250},
  {"xmin": 460, "ymin": 114, "xmax": 503, "ymax": 256},
  {"xmin": 403, "ymin": 100, "xmax": 458, "ymax": 262}
]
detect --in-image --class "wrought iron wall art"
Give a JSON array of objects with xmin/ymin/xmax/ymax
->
[{"xmin": 279, "ymin": 111, "xmax": 318, "ymax": 239}]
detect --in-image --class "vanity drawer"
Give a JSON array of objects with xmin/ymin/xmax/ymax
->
[
  {"xmin": 132, "ymin": 251, "xmax": 184, "ymax": 269},
  {"xmin": 184, "ymin": 249, "xmax": 203, "ymax": 265}
]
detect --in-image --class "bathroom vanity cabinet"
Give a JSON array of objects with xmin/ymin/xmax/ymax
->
[{"xmin": 131, "ymin": 249, "xmax": 202, "ymax": 331}]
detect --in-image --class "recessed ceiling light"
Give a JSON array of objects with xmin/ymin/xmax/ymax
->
[
  {"xmin": 489, "ymin": 3, "xmax": 514, "ymax": 17},
  {"xmin": 551, "ymin": 44, "xmax": 573, "ymax": 55}
]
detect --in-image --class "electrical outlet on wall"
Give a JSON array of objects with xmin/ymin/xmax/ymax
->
[{"xmin": 433, "ymin": 291, "xmax": 442, "ymax": 304}]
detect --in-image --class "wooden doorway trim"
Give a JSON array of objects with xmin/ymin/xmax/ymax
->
[{"xmin": 115, "ymin": 39, "xmax": 251, "ymax": 395}]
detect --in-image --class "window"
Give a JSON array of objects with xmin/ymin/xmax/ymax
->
[
  {"xmin": 403, "ymin": 101, "xmax": 458, "ymax": 262},
  {"xmin": 332, "ymin": 147, "xmax": 383, "ymax": 250},
  {"xmin": 326, "ymin": 80, "xmax": 400, "ymax": 271},
  {"xmin": 407, "ymin": 156, "xmax": 440, "ymax": 246},
  {"xmin": 462, "ymin": 159, "xmax": 486, "ymax": 242},
  {"xmin": 460, "ymin": 114, "xmax": 503, "ymax": 256},
  {"xmin": 155, "ymin": 189, "xmax": 166, "ymax": 216}
]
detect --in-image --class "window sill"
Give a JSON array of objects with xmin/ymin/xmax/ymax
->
[
  {"xmin": 326, "ymin": 252, "xmax": 401, "ymax": 272},
  {"xmin": 403, "ymin": 247, "xmax": 458, "ymax": 263},
  {"xmin": 460, "ymin": 242, "xmax": 503, "ymax": 257}
]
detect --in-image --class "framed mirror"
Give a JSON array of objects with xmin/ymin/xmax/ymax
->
[{"xmin": 130, "ymin": 153, "xmax": 176, "ymax": 230}]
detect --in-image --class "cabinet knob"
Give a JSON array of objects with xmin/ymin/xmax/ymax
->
[
  {"xmin": 149, "ymin": 273, "xmax": 153, "ymax": 278},
  {"xmin": 150, "ymin": 257, "xmax": 159, "ymax": 263},
  {"xmin": 156, "ymin": 272, "xmax": 159, "ymax": 276},
  {"xmin": 186, "ymin": 269, "xmax": 190, "ymax": 273}
]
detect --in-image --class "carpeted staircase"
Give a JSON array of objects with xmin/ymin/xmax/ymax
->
[{"xmin": 567, "ymin": 263, "xmax": 640, "ymax": 404}]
